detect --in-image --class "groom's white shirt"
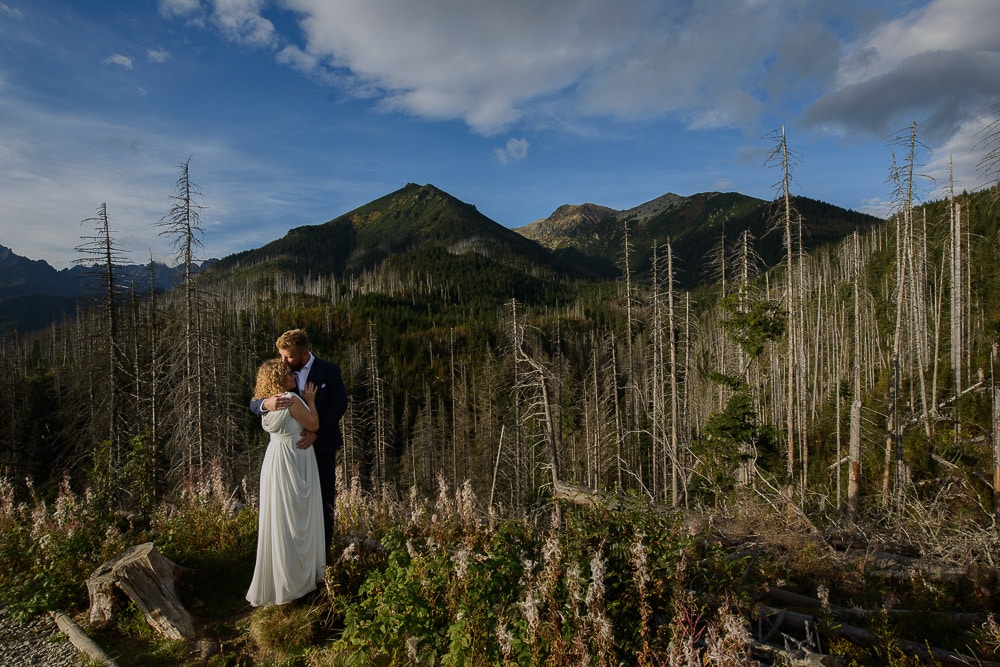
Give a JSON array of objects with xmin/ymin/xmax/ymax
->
[{"xmin": 296, "ymin": 352, "xmax": 315, "ymax": 394}]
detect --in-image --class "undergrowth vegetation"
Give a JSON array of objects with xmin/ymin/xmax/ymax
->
[{"xmin": 3, "ymin": 468, "xmax": 1000, "ymax": 665}]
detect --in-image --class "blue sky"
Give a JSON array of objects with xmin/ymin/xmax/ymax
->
[{"xmin": 1, "ymin": 0, "xmax": 997, "ymax": 269}]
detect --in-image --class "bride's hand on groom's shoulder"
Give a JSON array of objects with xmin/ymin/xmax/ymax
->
[{"xmin": 302, "ymin": 382, "xmax": 318, "ymax": 402}]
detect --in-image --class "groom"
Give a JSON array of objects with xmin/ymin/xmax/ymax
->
[{"xmin": 250, "ymin": 329, "xmax": 348, "ymax": 553}]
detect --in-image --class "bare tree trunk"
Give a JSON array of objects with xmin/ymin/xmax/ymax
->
[
  {"xmin": 993, "ymin": 346, "xmax": 1000, "ymax": 519},
  {"xmin": 767, "ymin": 125, "xmax": 800, "ymax": 498},
  {"xmin": 884, "ymin": 221, "xmax": 906, "ymax": 508},
  {"xmin": 950, "ymin": 162, "xmax": 964, "ymax": 442},
  {"xmin": 158, "ymin": 157, "xmax": 206, "ymax": 482},
  {"xmin": 911, "ymin": 208, "xmax": 932, "ymax": 438},
  {"xmin": 611, "ymin": 332, "xmax": 623, "ymax": 492},
  {"xmin": 883, "ymin": 123, "xmax": 921, "ymax": 511},
  {"xmin": 649, "ymin": 243, "xmax": 662, "ymax": 499},
  {"xmin": 682, "ymin": 293, "xmax": 692, "ymax": 507},
  {"xmin": 76, "ymin": 202, "xmax": 128, "ymax": 481},
  {"xmin": 368, "ymin": 322, "xmax": 388, "ymax": 495},
  {"xmin": 508, "ymin": 299, "xmax": 526, "ymax": 508},
  {"xmin": 590, "ymin": 347, "xmax": 599, "ymax": 490},
  {"xmin": 450, "ymin": 329, "xmax": 458, "ymax": 487},
  {"xmin": 667, "ymin": 242, "xmax": 680, "ymax": 508},
  {"xmin": 507, "ymin": 300, "xmax": 562, "ymax": 492},
  {"xmin": 848, "ymin": 233, "xmax": 863, "ymax": 516},
  {"xmin": 712, "ymin": 228, "xmax": 729, "ymax": 412}
]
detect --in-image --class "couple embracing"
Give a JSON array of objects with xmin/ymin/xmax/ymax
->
[{"xmin": 245, "ymin": 329, "xmax": 348, "ymax": 608}]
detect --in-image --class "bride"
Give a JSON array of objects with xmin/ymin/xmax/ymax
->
[{"xmin": 246, "ymin": 358, "xmax": 326, "ymax": 606}]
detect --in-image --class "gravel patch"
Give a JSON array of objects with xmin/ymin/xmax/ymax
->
[{"xmin": 0, "ymin": 605, "xmax": 84, "ymax": 666}]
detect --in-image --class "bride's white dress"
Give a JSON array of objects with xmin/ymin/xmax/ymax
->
[{"xmin": 246, "ymin": 392, "xmax": 326, "ymax": 606}]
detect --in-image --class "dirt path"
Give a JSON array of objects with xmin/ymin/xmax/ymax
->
[{"xmin": 0, "ymin": 605, "xmax": 81, "ymax": 666}]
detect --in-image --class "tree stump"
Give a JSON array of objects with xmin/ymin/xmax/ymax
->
[{"xmin": 86, "ymin": 542, "xmax": 196, "ymax": 640}]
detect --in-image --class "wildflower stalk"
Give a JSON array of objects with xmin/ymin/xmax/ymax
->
[{"xmin": 631, "ymin": 535, "xmax": 654, "ymax": 666}]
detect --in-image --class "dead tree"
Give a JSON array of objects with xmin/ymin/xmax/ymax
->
[
  {"xmin": 846, "ymin": 232, "xmax": 864, "ymax": 516},
  {"xmin": 500, "ymin": 298, "xmax": 570, "ymax": 501},
  {"xmin": 157, "ymin": 157, "xmax": 207, "ymax": 481},
  {"xmin": 883, "ymin": 123, "xmax": 927, "ymax": 510},
  {"xmin": 75, "ymin": 203, "xmax": 130, "ymax": 484},
  {"xmin": 765, "ymin": 125, "xmax": 804, "ymax": 500}
]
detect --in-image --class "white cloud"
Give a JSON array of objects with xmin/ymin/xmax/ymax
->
[
  {"xmin": 159, "ymin": 0, "xmax": 202, "ymax": 19},
  {"xmin": 276, "ymin": 44, "xmax": 316, "ymax": 72},
  {"xmin": 857, "ymin": 196, "xmax": 892, "ymax": 219},
  {"xmin": 276, "ymin": 0, "xmax": 629, "ymax": 133},
  {"xmin": 807, "ymin": 0, "xmax": 999, "ymax": 140},
  {"xmin": 104, "ymin": 54, "xmax": 134, "ymax": 69},
  {"xmin": 211, "ymin": 0, "xmax": 276, "ymax": 48},
  {"xmin": 494, "ymin": 137, "xmax": 529, "ymax": 165},
  {"xmin": 834, "ymin": 0, "xmax": 999, "ymax": 88},
  {"xmin": 148, "ymin": 48, "xmax": 171, "ymax": 63},
  {"xmin": 798, "ymin": 0, "xmax": 1000, "ymax": 201},
  {"xmin": 160, "ymin": 0, "xmax": 275, "ymax": 47},
  {"xmin": 0, "ymin": 90, "xmax": 265, "ymax": 268},
  {"xmin": 579, "ymin": 1, "xmax": 840, "ymax": 130},
  {"xmin": 0, "ymin": 2, "xmax": 24, "ymax": 20},
  {"xmin": 146, "ymin": 0, "xmax": 1000, "ymax": 154},
  {"xmin": 925, "ymin": 113, "xmax": 997, "ymax": 196},
  {"xmin": 161, "ymin": 0, "xmax": 841, "ymax": 136},
  {"xmin": 275, "ymin": 44, "xmax": 349, "ymax": 87},
  {"xmin": 142, "ymin": 0, "xmax": 999, "ymax": 221}
]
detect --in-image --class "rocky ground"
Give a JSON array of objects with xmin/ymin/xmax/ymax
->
[{"xmin": 0, "ymin": 605, "xmax": 82, "ymax": 666}]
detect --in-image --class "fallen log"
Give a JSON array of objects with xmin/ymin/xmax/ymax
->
[
  {"xmin": 552, "ymin": 480, "xmax": 621, "ymax": 509},
  {"xmin": 764, "ymin": 586, "xmax": 986, "ymax": 627},
  {"xmin": 51, "ymin": 611, "xmax": 118, "ymax": 666},
  {"xmin": 834, "ymin": 549, "xmax": 976, "ymax": 585},
  {"xmin": 752, "ymin": 639, "xmax": 844, "ymax": 665},
  {"xmin": 757, "ymin": 605, "xmax": 995, "ymax": 667},
  {"xmin": 86, "ymin": 542, "xmax": 196, "ymax": 641}
]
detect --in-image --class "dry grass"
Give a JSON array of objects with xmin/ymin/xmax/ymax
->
[{"xmin": 247, "ymin": 602, "xmax": 322, "ymax": 664}]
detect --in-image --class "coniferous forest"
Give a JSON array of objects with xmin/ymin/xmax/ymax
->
[{"xmin": 4, "ymin": 126, "xmax": 1000, "ymax": 665}]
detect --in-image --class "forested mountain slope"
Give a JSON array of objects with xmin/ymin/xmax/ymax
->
[
  {"xmin": 517, "ymin": 191, "xmax": 884, "ymax": 287},
  {"xmin": 204, "ymin": 182, "xmax": 882, "ymax": 305}
]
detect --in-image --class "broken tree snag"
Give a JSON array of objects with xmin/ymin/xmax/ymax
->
[{"xmin": 86, "ymin": 542, "xmax": 196, "ymax": 640}]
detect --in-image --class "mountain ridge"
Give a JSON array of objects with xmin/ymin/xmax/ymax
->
[
  {"xmin": 207, "ymin": 182, "xmax": 589, "ymax": 284},
  {"xmin": 0, "ymin": 245, "xmax": 212, "ymax": 334},
  {"xmin": 2, "ymin": 182, "xmax": 883, "ymax": 334},
  {"xmin": 516, "ymin": 190, "xmax": 883, "ymax": 285}
]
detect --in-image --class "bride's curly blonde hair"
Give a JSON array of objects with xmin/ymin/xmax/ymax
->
[{"xmin": 253, "ymin": 358, "xmax": 290, "ymax": 400}]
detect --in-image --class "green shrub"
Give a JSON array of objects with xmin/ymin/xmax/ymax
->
[
  {"xmin": 0, "ymin": 475, "xmax": 130, "ymax": 617},
  {"xmin": 151, "ymin": 461, "xmax": 258, "ymax": 617},
  {"xmin": 326, "ymin": 482, "xmax": 752, "ymax": 666}
]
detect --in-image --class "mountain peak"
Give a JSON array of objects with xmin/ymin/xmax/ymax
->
[
  {"xmin": 210, "ymin": 182, "xmax": 567, "ymax": 280},
  {"xmin": 620, "ymin": 191, "xmax": 690, "ymax": 223},
  {"xmin": 515, "ymin": 203, "xmax": 619, "ymax": 250}
]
